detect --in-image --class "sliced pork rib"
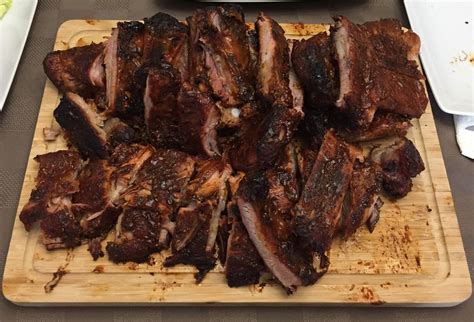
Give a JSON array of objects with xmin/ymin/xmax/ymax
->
[
  {"xmin": 43, "ymin": 42, "xmax": 105, "ymax": 98},
  {"xmin": 165, "ymin": 201, "xmax": 217, "ymax": 281},
  {"xmin": 19, "ymin": 151, "xmax": 82, "ymax": 231},
  {"xmin": 203, "ymin": 6, "xmax": 253, "ymax": 106},
  {"xmin": 291, "ymin": 32, "xmax": 338, "ymax": 108},
  {"xmin": 370, "ymin": 137, "xmax": 425, "ymax": 199},
  {"xmin": 165, "ymin": 159, "xmax": 231, "ymax": 282},
  {"xmin": 230, "ymin": 103, "xmax": 303, "ymax": 171},
  {"xmin": 237, "ymin": 144, "xmax": 317, "ymax": 293},
  {"xmin": 73, "ymin": 160, "xmax": 122, "ymax": 259},
  {"xmin": 229, "ymin": 31, "xmax": 303, "ymax": 171},
  {"xmin": 19, "ymin": 151, "xmax": 83, "ymax": 249},
  {"xmin": 105, "ymin": 21, "xmax": 145, "ymax": 116},
  {"xmin": 186, "ymin": 6, "xmax": 254, "ymax": 127},
  {"xmin": 73, "ymin": 160, "xmax": 119, "ymax": 232},
  {"xmin": 143, "ymin": 12, "xmax": 188, "ymax": 73},
  {"xmin": 333, "ymin": 16, "xmax": 427, "ymax": 127},
  {"xmin": 225, "ymin": 202, "xmax": 265, "ymax": 288},
  {"xmin": 144, "ymin": 64, "xmax": 182, "ymax": 148},
  {"xmin": 54, "ymin": 92, "xmax": 135, "ymax": 159},
  {"xmin": 237, "ymin": 177, "xmax": 316, "ymax": 293},
  {"xmin": 338, "ymin": 161, "xmax": 384, "ymax": 238},
  {"xmin": 107, "ymin": 147, "xmax": 195, "ymax": 263},
  {"xmin": 255, "ymin": 12, "xmax": 292, "ymax": 108},
  {"xmin": 176, "ymin": 83, "xmax": 221, "ymax": 157},
  {"xmin": 301, "ymin": 106, "xmax": 411, "ymax": 148},
  {"xmin": 340, "ymin": 111, "xmax": 412, "ymax": 142},
  {"xmin": 293, "ymin": 130, "xmax": 359, "ymax": 255},
  {"xmin": 54, "ymin": 93, "xmax": 108, "ymax": 159}
]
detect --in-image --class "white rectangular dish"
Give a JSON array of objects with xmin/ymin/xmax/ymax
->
[
  {"xmin": 0, "ymin": 0, "xmax": 38, "ymax": 111},
  {"xmin": 404, "ymin": 0, "xmax": 474, "ymax": 116}
]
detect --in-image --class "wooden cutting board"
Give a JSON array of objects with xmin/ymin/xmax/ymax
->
[{"xmin": 2, "ymin": 20, "xmax": 471, "ymax": 306}]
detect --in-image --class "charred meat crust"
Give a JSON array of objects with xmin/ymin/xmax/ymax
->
[
  {"xmin": 338, "ymin": 161, "xmax": 384, "ymax": 238},
  {"xmin": 293, "ymin": 130, "xmax": 359, "ymax": 254},
  {"xmin": 143, "ymin": 12, "xmax": 188, "ymax": 65},
  {"xmin": 19, "ymin": 151, "xmax": 82, "ymax": 231},
  {"xmin": 256, "ymin": 105, "xmax": 303, "ymax": 169},
  {"xmin": 54, "ymin": 93, "xmax": 108, "ymax": 159},
  {"xmin": 107, "ymin": 21, "xmax": 145, "ymax": 116},
  {"xmin": 230, "ymin": 104, "xmax": 303, "ymax": 172},
  {"xmin": 291, "ymin": 32, "xmax": 338, "ymax": 107},
  {"xmin": 144, "ymin": 64, "xmax": 182, "ymax": 148},
  {"xmin": 106, "ymin": 147, "xmax": 196, "ymax": 263},
  {"xmin": 43, "ymin": 42, "xmax": 105, "ymax": 98}
]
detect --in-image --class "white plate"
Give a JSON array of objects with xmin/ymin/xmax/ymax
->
[
  {"xmin": 0, "ymin": 0, "xmax": 37, "ymax": 111},
  {"xmin": 404, "ymin": 0, "xmax": 474, "ymax": 116}
]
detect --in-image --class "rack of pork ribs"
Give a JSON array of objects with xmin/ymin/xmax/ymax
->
[{"xmin": 20, "ymin": 6, "xmax": 427, "ymax": 294}]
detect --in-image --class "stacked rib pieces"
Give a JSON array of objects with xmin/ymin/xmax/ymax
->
[{"xmin": 20, "ymin": 6, "xmax": 427, "ymax": 293}]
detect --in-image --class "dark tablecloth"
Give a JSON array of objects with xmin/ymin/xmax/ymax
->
[{"xmin": 0, "ymin": 0, "xmax": 472, "ymax": 321}]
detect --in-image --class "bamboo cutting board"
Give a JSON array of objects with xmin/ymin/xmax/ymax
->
[{"xmin": 2, "ymin": 20, "xmax": 472, "ymax": 306}]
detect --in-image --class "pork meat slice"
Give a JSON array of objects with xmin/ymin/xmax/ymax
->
[
  {"xmin": 225, "ymin": 202, "xmax": 265, "ymax": 288},
  {"xmin": 255, "ymin": 12, "xmax": 292, "ymax": 108},
  {"xmin": 340, "ymin": 111, "xmax": 412, "ymax": 142},
  {"xmin": 237, "ymin": 144, "xmax": 317, "ymax": 293},
  {"xmin": 288, "ymin": 40, "xmax": 304, "ymax": 115},
  {"xmin": 333, "ymin": 16, "xmax": 427, "ymax": 127},
  {"xmin": 143, "ymin": 64, "xmax": 182, "ymax": 149},
  {"xmin": 186, "ymin": 6, "xmax": 254, "ymax": 128},
  {"xmin": 293, "ymin": 130, "xmax": 359, "ymax": 255},
  {"xmin": 229, "ymin": 37, "xmax": 303, "ymax": 171},
  {"xmin": 165, "ymin": 202, "xmax": 216, "ymax": 281},
  {"xmin": 72, "ymin": 160, "xmax": 122, "ymax": 259},
  {"xmin": 301, "ymin": 106, "xmax": 411, "ymax": 149},
  {"xmin": 19, "ymin": 151, "xmax": 83, "ymax": 250},
  {"xmin": 108, "ymin": 144, "xmax": 155, "ymax": 201},
  {"xmin": 176, "ymin": 83, "xmax": 221, "ymax": 157},
  {"xmin": 107, "ymin": 148, "xmax": 195, "ymax": 263},
  {"xmin": 54, "ymin": 92, "xmax": 136, "ymax": 159},
  {"xmin": 201, "ymin": 6, "xmax": 253, "ymax": 107},
  {"xmin": 230, "ymin": 103, "xmax": 303, "ymax": 171},
  {"xmin": 291, "ymin": 32, "xmax": 338, "ymax": 108},
  {"xmin": 338, "ymin": 161, "xmax": 384, "ymax": 239},
  {"xmin": 43, "ymin": 42, "xmax": 105, "ymax": 98},
  {"xmin": 105, "ymin": 21, "xmax": 145, "ymax": 116},
  {"xmin": 143, "ymin": 12, "xmax": 188, "ymax": 74},
  {"xmin": 370, "ymin": 137, "xmax": 425, "ymax": 199},
  {"xmin": 54, "ymin": 93, "xmax": 108, "ymax": 159},
  {"xmin": 237, "ymin": 177, "xmax": 317, "ymax": 293},
  {"xmin": 165, "ymin": 159, "xmax": 231, "ymax": 282}
]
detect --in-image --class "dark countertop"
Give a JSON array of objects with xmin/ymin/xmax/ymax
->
[{"xmin": 0, "ymin": 0, "xmax": 472, "ymax": 321}]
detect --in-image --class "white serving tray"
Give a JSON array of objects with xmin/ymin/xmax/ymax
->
[
  {"xmin": 405, "ymin": 0, "xmax": 474, "ymax": 116},
  {"xmin": 0, "ymin": 0, "xmax": 38, "ymax": 111}
]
